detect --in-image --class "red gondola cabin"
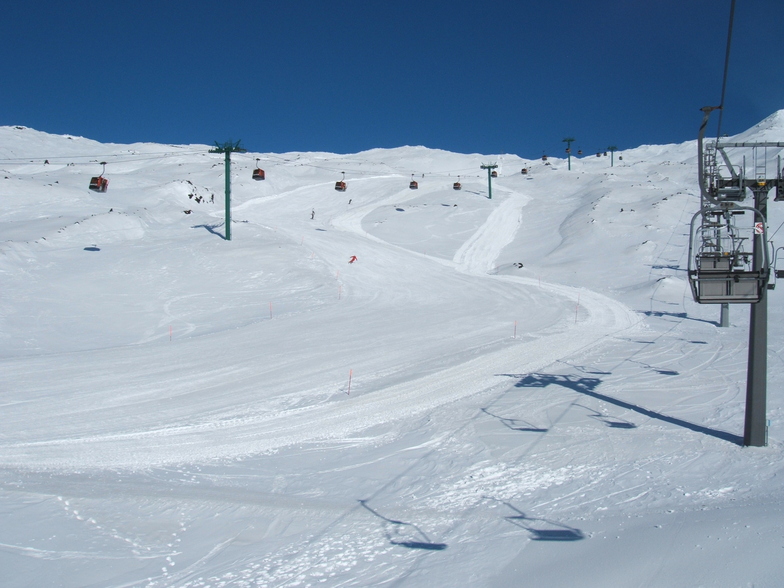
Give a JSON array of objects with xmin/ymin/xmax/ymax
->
[
  {"xmin": 252, "ymin": 168, "xmax": 266, "ymax": 180},
  {"xmin": 409, "ymin": 180, "xmax": 418, "ymax": 189},
  {"xmin": 453, "ymin": 182, "xmax": 462, "ymax": 190},
  {"xmin": 89, "ymin": 176, "xmax": 109, "ymax": 192},
  {"xmin": 335, "ymin": 181, "xmax": 347, "ymax": 192}
]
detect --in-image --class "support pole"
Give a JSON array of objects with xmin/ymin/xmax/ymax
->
[
  {"xmin": 720, "ymin": 303, "xmax": 730, "ymax": 327},
  {"xmin": 481, "ymin": 163, "xmax": 498, "ymax": 199},
  {"xmin": 563, "ymin": 137, "xmax": 575, "ymax": 171},
  {"xmin": 608, "ymin": 146, "xmax": 618, "ymax": 167},
  {"xmin": 224, "ymin": 150, "xmax": 232, "ymax": 241},
  {"xmin": 209, "ymin": 140, "xmax": 247, "ymax": 241},
  {"xmin": 744, "ymin": 186, "xmax": 769, "ymax": 446}
]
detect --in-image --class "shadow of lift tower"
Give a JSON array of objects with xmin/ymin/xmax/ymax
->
[{"xmin": 689, "ymin": 106, "xmax": 784, "ymax": 446}]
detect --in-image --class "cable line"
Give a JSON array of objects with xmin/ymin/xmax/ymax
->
[{"xmin": 716, "ymin": 0, "xmax": 736, "ymax": 140}]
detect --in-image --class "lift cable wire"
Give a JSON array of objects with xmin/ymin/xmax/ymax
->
[
  {"xmin": 715, "ymin": 0, "xmax": 737, "ymax": 140},
  {"xmin": 0, "ymin": 149, "xmax": 208, "ymax": 165}
]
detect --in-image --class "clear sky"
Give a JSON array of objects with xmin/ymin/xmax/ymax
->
[{"xmin": 2, "ymin": 0, "xmax": 781, "ymax": 157}]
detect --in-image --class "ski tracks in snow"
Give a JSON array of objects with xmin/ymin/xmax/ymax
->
[
  {"xmin": 452, "ymin": 188, "xmax": 526, "ymax": 274},
  {"xmin": 0, "ymin": 184, "xmax": 643, "ymax": 471}
]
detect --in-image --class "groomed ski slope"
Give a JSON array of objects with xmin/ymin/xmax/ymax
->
[{"xmin": 1, "ymin": 116, "xmax": 783, "ymax": 587}]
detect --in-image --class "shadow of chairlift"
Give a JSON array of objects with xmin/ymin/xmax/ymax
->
[
  {"xmin": 481, "ymin": 408, "xmax": 548, "ymax": 433},
  {"xmin": 359, "ymin": 500, "xmax": 448, "ymax": 551},
  {"xmin": 501, "ymin": 502, "xmax": 585, "ymax": 542}
]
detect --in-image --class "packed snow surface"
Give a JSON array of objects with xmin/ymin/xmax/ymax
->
[{"xmin": 1, "ymin": 115, "xmax": 784, "ymax": 587}]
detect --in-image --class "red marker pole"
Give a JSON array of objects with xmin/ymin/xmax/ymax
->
[
  {"xmin": 269, "ymin": 302, "xmax": 273, "ymax": 319},
  {"xmin": 169, "ymin": 325, "xmax": 172, "ymax": 341},
  {"xmin": 513, "ymin": 320, "xmax": 517, "ymax": 339},
  {"xmin": 347, "ymin": 369, "xmax": 353, "ymax": 395}
]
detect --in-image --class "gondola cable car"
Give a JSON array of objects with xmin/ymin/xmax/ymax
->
[
  {"xmin": 409, "ymin": 174, "xmax": 418, "ymax": 189},
  {"xmin": 453, "ymin": 175, "xmax": 462, "ymax": 190},
  {"xmin": 335, "ymin": 171, "xmax": 347, "ymax": 192},
  {"xmin": 89, "ymin": 162, "xmax": 109, "ymax": 192},
  {"xmin": 252, "ymin": 158, "xmax": 266, "ymax": 180}
]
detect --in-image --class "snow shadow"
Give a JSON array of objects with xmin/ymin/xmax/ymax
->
[
  {"xmin": 575, "ymin": 403, "xmax": 638, "ymax": 429},
  {"xmin": 641, "ymin": 310, "xmax": 719, "ymax": 326},
  {"xmin": 510, "ymin": 373, "xmax": 742, "ymax": 445},
  {"xmin": 358, "ymin": 500, "xmax": 447, "ymax": 551},
  {"xmin": 499, "ymin": 501, "xmax": 585, "ymax": 541},
  {"xmin": 480, "ymin": 407, "xmax": 548, "ymax": 433},
  {"xmin": 192, "ymin": 222, "xmax": 226, "ymax": 239}
]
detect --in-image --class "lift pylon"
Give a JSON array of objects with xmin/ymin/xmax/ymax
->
[
  {"xmin": 481, "ymin": 163, "xmax": 498, "ymax": 199},
  {"xmin": 209, "ymin": 140, "xmax": 246, "ymax": 241},
  {"xmin": 690, "ymin": 107, "xmax": 784, "ymax": 446}
]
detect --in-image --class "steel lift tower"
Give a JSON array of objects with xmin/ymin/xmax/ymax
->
[{"xmin": 689, "ymin": 107, "xmax": 784, "ymax": 446}]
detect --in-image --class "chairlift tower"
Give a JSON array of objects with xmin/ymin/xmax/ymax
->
[
  {"xmin": 608, "ymin": 146, "xmax": 618, "ymax": 167},
  {"xmin": 563, "ymin": 137, "xmax": 575, "ymax": 170},
  {"xmin": 481, "ymin": 163, "xmax": 498, "ymax": 199},
  {"xmin": 690, "ymin": 107, "xmax": 784, "ymax": 446},
  {"xmin": 209, "ymin": 140, "xmax": 247, "ymax": 241}
]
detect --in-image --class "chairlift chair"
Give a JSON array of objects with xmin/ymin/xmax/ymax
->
[
  {"xmin": 89, "ymin": 162, "xmax": 109, "ymax": 192},
  {"xmin": 687, "ymin": 205, "xmax": 770, "ymax": 303}
]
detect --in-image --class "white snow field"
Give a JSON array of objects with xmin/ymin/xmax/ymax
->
[{"xmin": 1, "ymin": 114, "xmax": 783, "ymax": 587}]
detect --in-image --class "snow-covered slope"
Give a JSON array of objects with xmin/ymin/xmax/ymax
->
[{"xmin": 1, "ymin": 114, "xmax": 783, "ymax": 587}]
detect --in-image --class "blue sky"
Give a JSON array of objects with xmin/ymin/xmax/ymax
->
[{"xmin": 2, "ymin": 0, "xmax": 781, "ymax": 157}]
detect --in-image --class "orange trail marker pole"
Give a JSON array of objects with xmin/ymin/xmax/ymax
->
[
  {"xmin": 169, "ymin": 325, "xmax": 172, "ymax": 341},
  {"xmin": 574, "ymin": 294, "xmax": 580, "ymax": 324},
  {"xmin": 347, "ymin": 369, "xmax": 353, "ymax": 395},
  {"xmin": 513, "ymin": 320, "xmax": 517, "ymax": 339}
]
